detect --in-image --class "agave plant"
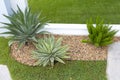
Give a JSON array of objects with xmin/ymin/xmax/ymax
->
[
  {"xmin": 32, "ymin": 36, "xmax": 69, "ymax": 67},
  {"xmin": 82, "ymin": 17, "xmax": 118, "ymax": 47},
  {"xmin": 1, "ymin": 7, "xmax": 48, "ymax": 47}
]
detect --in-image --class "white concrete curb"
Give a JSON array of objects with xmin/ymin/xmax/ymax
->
[
  {"xmin": 0, "ymin": 23, "xmax": 120, "ymax": 36},
  {"xmin": 43, "ymin": 23, "xmax": 120, "ymax": 36}
]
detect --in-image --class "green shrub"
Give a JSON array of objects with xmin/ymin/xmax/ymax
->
[
  {"xmin": 1, "ymin": 7, "xmax": 48, "ymax": 48},
  {"xmin": 32, "ymin": 36, "xmax": 69, "ymax": 67},
  {"xmin": 82, "ymin": 17, "xmax": 118, "ymax": 47}
]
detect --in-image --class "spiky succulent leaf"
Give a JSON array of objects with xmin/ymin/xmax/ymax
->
[{"xmin": 32, "ymin": 36, "xmax": 69, "ymax": 67}]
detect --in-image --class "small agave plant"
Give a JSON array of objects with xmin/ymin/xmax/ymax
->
[
  {"xmin": 32, "ymin": 36, "xmax": 70, "ymax": 67},
  {"xmin": 1, "ymin": 7, "xmax": 48, "ymax": 48},
  {"xmin": 82, "ymin": 17, "xmax": 118, "ymax": 47}
]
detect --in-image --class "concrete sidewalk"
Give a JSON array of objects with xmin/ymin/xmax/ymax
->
[
  {"xmin": 107, "ymin": 42, "xmax": 120, "ymax": 80},
  {"xmin": 0, "ymin": 65, "xmax": 12, "ymax": 80}
]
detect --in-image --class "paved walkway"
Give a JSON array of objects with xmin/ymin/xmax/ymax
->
[
  {"xmin": 107, "ymin": 42, "xmax": 120, "ymax": 80},
  {"xmin": 0, "ymin": 65, "xmax": 12, "ymax": 80}
]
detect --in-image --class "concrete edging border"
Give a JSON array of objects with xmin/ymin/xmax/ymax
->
[
  {"xmin": 0, "ymin": 23, "xmax": 120, "ymax": 36},
  {"xmin": 43, "ymin": 23, "xmax": 120, "ymax": 36}
]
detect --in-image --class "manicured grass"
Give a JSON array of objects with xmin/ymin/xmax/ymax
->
[
  {"xmin": 0, "ymin": 37, "xmax": 107, "ymax": 80},
  {"xmin": 29, "ymin": 0, "xmax": 120, "ymax": 24}
]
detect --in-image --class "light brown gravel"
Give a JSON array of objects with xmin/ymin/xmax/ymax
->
[{"xmin": 10, "ymin": 35, "xmax": 120, "ymax": 66}]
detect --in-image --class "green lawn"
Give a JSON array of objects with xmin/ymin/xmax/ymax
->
[
  {"xmin": 29, "ymin": 0, "xmax": 120, "ymax": 24},
  {"xmin": 0, "ymin": 37, "xmax": 107, "ymax": 80}
]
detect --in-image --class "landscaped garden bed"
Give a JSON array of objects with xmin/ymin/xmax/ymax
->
[
  {"xmin": 1, "ymin": 0, "xmax": 120, "ymax": 79},
  {"xmin": 0, "ymin": 5, "xmax": 116, "ymax": 68},
  {"xmin": 10, "ymin": 34, "xmax": 120, "ymax": 66}
]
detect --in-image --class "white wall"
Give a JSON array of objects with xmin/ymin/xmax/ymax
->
[
  {"xmin": 10, "ymin": 0, "xmax": 28, "ymax": 12},
  {"xmin": 0, "ymin": 0, "xmax": 28, "ymax": 36},
  {"xmin": 0, "ymin": 0, "xmax": 10, "ymax": 36},
  {"xmin": 0, "ymin": 0, "xmax": 9, "ymax": 27},
  {"xmin": 4, "ymin": 0, "xmax": 13, "ymax": 15},
  {"xmin": 0, "ymin": 0, "xmax": 28, "ymax": 26}
]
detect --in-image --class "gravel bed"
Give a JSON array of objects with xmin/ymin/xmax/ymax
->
[{"xmin": 11, "ymin": 35, "xmax": 120, "ymax": 66}]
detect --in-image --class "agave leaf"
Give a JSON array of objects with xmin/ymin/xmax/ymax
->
[
  {"xmin": 30, "ymin": 37, "xmax": 38, "ymax": 42},
  {"xmin": 55, "ymin": 57, "xmax": 65, "ymax": 64},
  {"xmin": 39, "ymin": 41, "xmax": 49, "ymax": 52},
  {"xmin": 1, "ymin": 32, "xmax": 14, "ymax": 35},
  {"xmin": 32, "ymin": 23, "xmax": 45, "ymax": 34},
  {"xmin": 38, "ymin": 31, "xmax": 50, "ymax": 34},
  {"xmin": 52, "ymin": 47, "xmax": 60, "ymax": 54},
  {"xmin": 55, "ymin": 37, "xmax": 62, "ymax": 47},
  {"xmin": 39, "ymin": 58, "xmax": 49, "ymax": 67},
  {"xmin": 50, "ymin": 57, "xmax": 54, "ymax": 67},
  {"xmin": 17, "ymin": 41, "xmax": 26, "ymax": 49},
  {"xmin": 30, "ymin": 23, "xmax": 42, "ymax": 34},
  {"xmin": 44, "ymin": 40, "xmax": 51, "ymax": 53},
  {"xmin": 63, "ymin": 55, "xmax": 70, "ymax": 59},
  {"xmin": 43, "ymin": 59, "xmax": 49, "ymax": 67},
  {"xmin": 8, "ymin": 40, "xmax": 14, "ymax": 46},
  {"xmin": 35, "ymin": 59, "xmax": 42, "ymax": 66}
]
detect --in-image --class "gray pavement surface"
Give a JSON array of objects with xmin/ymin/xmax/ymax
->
[
  {"xmin": 107, "ymin": 42, "xmax": 120, "ymax": 80},
  {"xmin": 0, "ymin": 65, "xmax": 12, "ymax": 80}
]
